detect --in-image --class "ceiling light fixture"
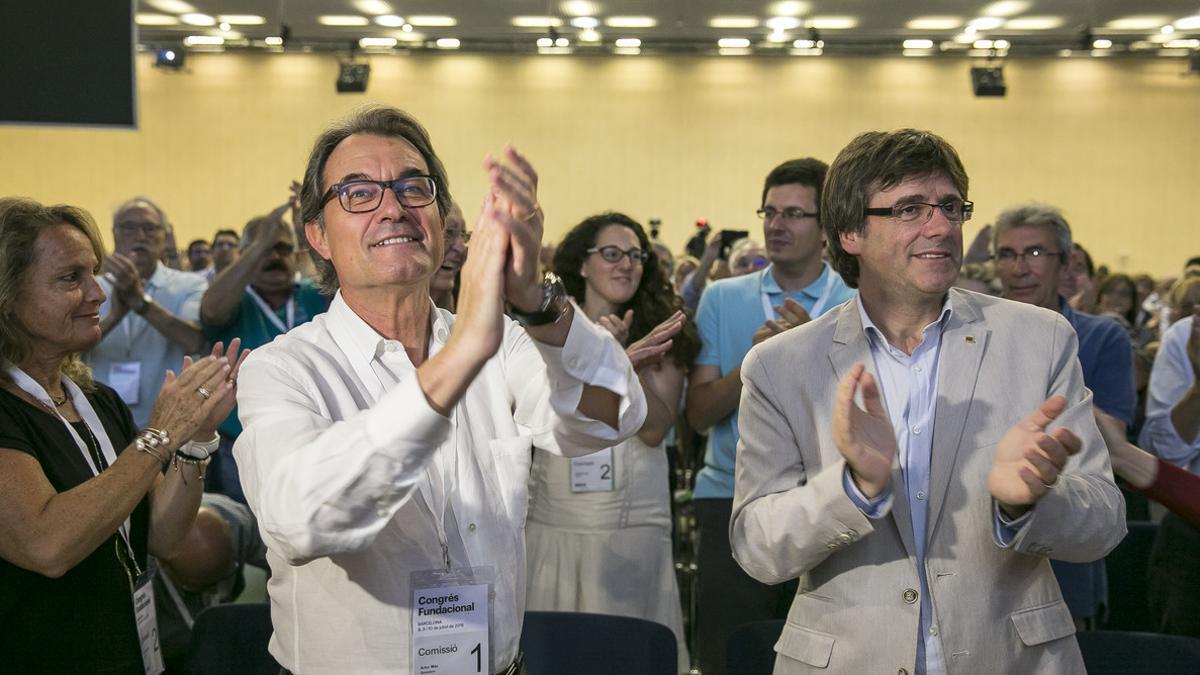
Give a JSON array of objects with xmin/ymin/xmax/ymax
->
[
  {"xmin": 513, "ymin": 16, "xmax": 563, "ymax": 28},
  {"xmin": 709, "ymin": 17, "xmax": 759, "ymax": 29},
  {"xmin": 359, "ymin": 37, "xmax": 397, "ymax": 48},
  {"xmin": 718, "ymin": 38, "xmax": 751, "ymax": 48},
  {"xmin": 319, "ymin": 16, "xmax": 370, "ymax": 27},
  {"xmin": 769, "ymin": 1, "xmax": 811, "ymax": 17},
  {"xmin": 1092, "ymin": 39, "xmax": 1112, "ymax": 49},
  {"xmin": 136, "ymin": 14, "xmax": 180, "ymax": 26},
  {"xmin": 560, "ymin": 1, "xmax": 600, "ymax": 16},
  {"xmin": 614, "ymin": 38, "xmax": 641, "ymax": 48},
  {"xmin": 980, "ymin": 1, "xmax": 1030, "ymax": 18},
  {"xmin": 537, "ymin": 37, "xmax": 553, "ymax": 48},
  {"xmin": 217, "ymin": 14, "xmax": 264, "ymax": 25},
  {"xmin": 903, "ymin": 39, "xmax": 934, "ymax": 49},
  {"xmin": 614, "ymin": 47, "xmax": 640, "ymax": 55},
  {"xmin": 571, "ymin": 17, "xmax": 599, "ymax": 29},
  {"xmin": 579, "ymin": 29, "xmax": 601, "ymax": 42},
  {"xmin": 1004, "ymin": 17, "xmax": 1064, "ymax": 30},
  {"xmin": 147, "ymin": 0, "xmax": 195, "ymax": 13},
  {"xmin": 1104, "ymin": 16, "xmax": 1170, "ymax": 30},
  {"xmin": 718, "ymin": 47, "xmax": 752, "ymax": 56},
  {"xmin": 435, "ymin": 38, "xmax": 460, "ymax": 49},
  {"xmin": 807, "ymin": 17, "xmax": 858, "ymax": 30},
  {"xmin": 352, "ymin": 0, "xmax": 392, "ymax": 15},
  {"xmin": 264, "ymin": 36, "xmax": 284, "ymax": 46},
  {"xmin": 605, "ymin": 17, "xmax": 656, "ymax": 28},
  {"xmin": 765, "ymin": 17, "xmax": 802, "ymax": 31},
  {"xmin": 375, "ymin": 15, "xmax": 405, "ymax": 27},
  {"xmin": 180, "ymin": 13, "xmax": 215, "ymax": 26},
  {"xmin": 902, "ymin": 49, "xmax": 933, "ymax": 57},
  {"xmin": 1175, "ymin": 16, "xmax": 1200, "ymax": 30},
  {"xmin": 183, "ymin": 35, "xmax": 224, "ymax": 46},
  {"xmin": 967, "ymin": 17, "xmax": 1004, "ymax": 30},
  {"xmin": 1165, "ymin": 38, "xmax": 1200, "ymax": 48}
]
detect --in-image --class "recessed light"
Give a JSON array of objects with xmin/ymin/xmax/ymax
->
[
  {"xmin": 319, "ymin": 16, "xmax": 370, "ymax": 27},
  {"xmin": 136, "ymin": 13, "xmax": 180, "ymax": 26},
  {"xmin": 579, "ymin": 29, "xmax": 601, "ymax": 42},
  {"xmin": 1161, "ymin": 25, "xmax": 1175, "ymax": 35},
  {"xmin": 709, "ymin": 17, "xmax": 759, "ymax": 29},
  {"xmin": 1092, "ymin": 39, "xmax": 1112, "ymax": 49},
  {"xmin": 993, "ymin": 39, "xmax": 1010, "ymax": 49},
  {"xmin": 402, "ymin": 24, "xmax": 413, "ymax": 33},
  {"xmin": 718, "ymin": 38, "xmax": 751, "ymax": 48},
  {"xmin": 571, "ymin": 17, "xmax": 599, "ymax": 29},
  {"xmin": 605, "ymin": 17, "xmax": 656, "ymax": 28},
  {"xmin": 907, "ymin": 17, "xmax": 963, "ymax": 30},
  {"xmin": 513, "ymin": 16, "xmax": 563, "ymax": 28},
  {"xmin": 1175, "ymin": 16, "xmax": 1200, "ymax": 30},
  {"xmin": 807, "ymin": 17, "xmax": 858, "ymax": 30},
  {"xmin": 555, "ymin": 37, "xmax": 570, "ymax": 47},
  {"xmin": 147, "ymin": 0, "xmax": 195, "ymax": 13},
  {"xmin": 614, "ymin": 38, "xmax": 641, "ymax": 48},
  {"xmin": 967, "ymin": 17, "xmax": 1004, "ymax": 30},
  {"xmin": 376, "ymin": 15, "xmax": 405, "ymax": 27},
  {"xmin": 436, "ymin": 38, "xmax": 460, "ymax": 49},
  {"xmin": 560, "ymin": 1, "xmax": 600, "ymax": 16},
  {"xmin": 1104, "ymin": 16, "xmax": 1170, "ymax": 30},
  {"xmin": 264, "ymin": 36, "xmax": 283, "ymax": 46},
  {"xmin": 765, "ymin": 17, "xmax": 802, "ymax": 31},
  {"xmin": 183, "ymin": 35, "xmax": 224, "ymax": 46},
  {"xmin": 1003, "ymin": 17, "xmax": 1064, "ymax": 30},
  {"xmin": 769, "ymin": 2, "xmax": 811, "ymax": 17},
  {"xmin": 408, "ymin": 16, "xmax": 456, "ymax": 27},
  {"xmin": 359, "ymin": 37, "xmax": 397, "ymax": 48},
  {"xmin": 903, "ymin": 39, "xmax": 934, "ymax": 49},
  {"xmin": 537, "ymin": 37, "xmax": 554, "ymax": 48},
  {"xmin": 180, "ymin": 13, "xmax": 215, "ymax": 26},
  {"xmin": 352, "ymin": 0, "xmax": 392, "ymax": 15},
  {"xmin": 973, "ymin": 39, "xmax": 994, "ymax": 49},
  {"xmin": 793, "ymin": 39, "xmax": 817, "ymax": 49},
  {"xmin": 981, "ymin": 1, "xmax": 1030, "ymax": 17},
  {"xmin": 1164, "ymin": 38, "xmax": 1200, "ymax": 48}
]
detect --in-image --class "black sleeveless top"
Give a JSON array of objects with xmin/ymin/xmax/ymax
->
[{"xmin": 0, "ymin": 383, "xmax": 148, "ymax": 674}]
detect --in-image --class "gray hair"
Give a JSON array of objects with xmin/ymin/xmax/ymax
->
[
  {"xmin": 298, "ymin": 105, "xmax": 452, "ymax": 295},
  {"xmin": 991, "ymin": 203, "xmax": 1073, "ymax": 266},
  {"xmin": 113, "ymin": 195, "xmax": 167, "ymax": 228}
]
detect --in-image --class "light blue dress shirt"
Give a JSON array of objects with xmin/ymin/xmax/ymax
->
[
  {"xmin": 1140, "ymin": 315, "xmax": 1200, "ymax": 473},
  {"xmin": 842, "ymin": 298, "xmax": 1028, "ymax": 675}
]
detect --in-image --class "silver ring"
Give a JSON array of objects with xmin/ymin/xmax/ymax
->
[{"xmin": 196, "ymin": 386, "xmax": 212, "ymax": 400}]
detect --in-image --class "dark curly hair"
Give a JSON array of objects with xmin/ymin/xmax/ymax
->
[{"xmin": 553, "ymin": 212, "xmax": 699, "ymax": 368}]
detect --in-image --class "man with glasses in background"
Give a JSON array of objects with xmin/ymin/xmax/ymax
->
[
  {"xmin": 992, "ymin": 203, "xmax": 1135, "ymax": 630},
  {"xmin": 87, "ymin": 196, "xmax": 207, "ymax": 426},
  {"xmin": 731, "ymin": 129, "xmax": 1124, "ymax": 674},
  {"xmin": 431, "ymin": 201, "xmax": 469, "ymax": 311},
  {"xmin": 686, "ymin": 157, "xmax": 853, "ymax": 675},
  {"xmin": 199, "ymin": 202, "xmax": 330, "ymax": 502}
]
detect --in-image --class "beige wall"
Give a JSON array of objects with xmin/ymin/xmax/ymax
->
[{"xmin": 1, "ymin": 51, "xmax": 1196, "ymax": 276}]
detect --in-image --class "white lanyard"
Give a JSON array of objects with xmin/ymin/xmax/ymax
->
[
  {"xmin": 760, "ymin": 263, "xmax": 837, "ymax": 322},
  {"xmin": 6, "ymin": 366, "xmax": 133, "ymax": 551},
  {"xmin": 246, "ymin": 286, "xmax": 295, "ymax": 334}
]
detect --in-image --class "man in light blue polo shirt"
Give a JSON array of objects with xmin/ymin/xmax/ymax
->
[{"xmin": 686, "ymin": 158, "xmax": 853, "ymax": 675}]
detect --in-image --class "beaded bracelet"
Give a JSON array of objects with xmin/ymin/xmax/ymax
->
[
  {"xmin": 172, "ymin": 452, "xmax": 211, "ymax": 485},
  {"xmin": 135, "ymin": 427, "xmax": 172, "ymax": 468}
]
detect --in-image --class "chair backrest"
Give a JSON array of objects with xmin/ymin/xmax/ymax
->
[
  {"xmin": 726, "ymin": 620, "xmax": 785, "ymax": 675},
  {"xmin": 183, "ymin": 602, "xmax": 278, "ymax": 675},
  {"xmin": 1077, "ymin": 630, "xmax": 1200, "ymax": 675},
  {"xmin": 520, "ymin": 611, "xmax": 677, "ymax": 675},
  {"xmin": 1102, "ymin": 520, "xmax": 1158, "ymax": 631}
]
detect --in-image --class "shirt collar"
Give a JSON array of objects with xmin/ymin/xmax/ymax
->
[
  {"xmin": 1057, "ymin": 294, "xmax": 1075, "ymax": 321},
  {"xmin": 857, "ymin": 294, "xmax": 954, "ymax": 348},
  {"xmin": 146, "ymin": 261, "xmax": 168, "ymax": 290},
  {"xmin": 327, "ymin": 291, "xmax": 452, "ymax": 364},
  {"xmin": 760, "ymin": 261, "xmax": 830, "ymax": 298}
]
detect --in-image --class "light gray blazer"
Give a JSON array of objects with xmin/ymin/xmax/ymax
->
[{"xmin": 730, "ymin": 289, "xmax": 1126, "ymax": 674}]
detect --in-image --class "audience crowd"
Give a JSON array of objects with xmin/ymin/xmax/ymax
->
[{"xmin": 1, "ymin": 107, "xmax": 1198, "ymax": 675}]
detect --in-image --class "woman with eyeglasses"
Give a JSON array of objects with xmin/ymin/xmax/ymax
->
[
  {"xmin": 0, "ymin": 198, "xmax": 249, "ymax": 673},
  {"xmin": 525, "ymin": 212, "xmax": 698, "ymax": 671}
]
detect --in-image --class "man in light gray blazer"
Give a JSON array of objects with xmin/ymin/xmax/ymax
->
[{"xmin": 730, "ymin": 129, "xmax": 1125, "ymax": 674}]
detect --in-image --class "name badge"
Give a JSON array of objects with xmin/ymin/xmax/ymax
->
[
  {"xmin": 132, "ymin": 571, "xmax": 165, "ymax": 675},
  {"xmin": 109, "ymin": 361, "xmax": 141, "ymax": 405},
  {"xmin": 411, "ymin": 567, "xmax": 493, "ymax": 675},
  {"xmin": 570, "ymin": 447, "xmax": 614, "ymax": 493}
]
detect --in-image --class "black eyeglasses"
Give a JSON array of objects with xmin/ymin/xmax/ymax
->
[
  {"xmin": 588, "ymin": 245, "xmax": 650, "ymax": 264},
  {"xmin": 863, "ymin": 199, "xmax": 974, "ymax": 225},
  {"xmin": 320, "ymin": 176, "xmax": 437, "ymax": 214},
  {"xmin": 756, "ymin": 206, "xmax": 819, "ymax": 222},
  {"xmin": 994, "ymin": 246, "xmax": 1064, "ymax": 266}
]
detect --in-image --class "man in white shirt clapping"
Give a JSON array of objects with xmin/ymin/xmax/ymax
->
[{"xmin": 233, "ymin": 106, "xmax": 647, "ymax": 675}]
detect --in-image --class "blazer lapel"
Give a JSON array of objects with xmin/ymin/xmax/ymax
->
[
  {"xmin": 829, "ymin": 298, "xmax": 917, "ymax": 560},
  {"xmin": 926, "ymin": 289, "xmax": 990, "ymax": 542}
]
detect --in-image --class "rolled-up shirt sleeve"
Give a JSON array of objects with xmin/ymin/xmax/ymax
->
[
  {"xmin": 510, "ymin": 302, "xmax": 647, "ymax": 456},
  {"xmin": 234, "ymin": 352, "xmax": 450, "ymax": 565},
  {"xmin": 1138, "ymin": 318, "xmax": 1200, "ymax": 470}
]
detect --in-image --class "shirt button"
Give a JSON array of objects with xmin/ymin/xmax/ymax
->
[
  {"xmin": 468, "ymin": 523, "xmax": 477, "ymax": 532},
  {"xmin": 912, "ymin": 365, "xmax": 922, "ymax": 372},
  {"xmin": 376, "ymin": 507, "xmax": 389, "ymax": 518},
  {"xmin": 384, "ymin": 342, "xmax": 398, "ymax": 352},
  {"xmin": 911, "ymin": 425, "xmax": 922, "ymax": 435},
  {"xmin": 929, "ymin": 626, "xmax": 939, "ymax": 637},
  {"xmin": 916, "ymin": 491, "xmax": 927, "ymax": 501},
  {"xmin": 903, "ymin": 588, "xmax": 918, "ymax": 604}
]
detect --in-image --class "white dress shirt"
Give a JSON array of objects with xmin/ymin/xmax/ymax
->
[
  {"xmin": 234, "ymin": 292, "xmax": 645, "ymax": 674},
  {"xmin": 1140, "ymin": 315, "xmax": 1200, "ymax": 473}
]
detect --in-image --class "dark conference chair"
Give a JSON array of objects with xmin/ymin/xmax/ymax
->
[
  {"xmin": 183, "ymin": 602, "xmax": 279, "ymax": 675},
  {"xmin": 726, "ymin": 620, "xmax": 784, "ymax": 675},
  {"xmin": 520, "ymin": 611, "xmax": 677, "ymax": 675},
  {"xmin": 1101, "ymin": 520, "xmax": 1159, "ymax": 632},
  {"xmin": 1077, "ymin": 630, "xmax": 1200, "ymax": 675}
]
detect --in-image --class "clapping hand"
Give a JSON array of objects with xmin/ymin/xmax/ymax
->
[
  {"xmin": 751, "ymin": 298, "xmax": 811, "ymax": 346},
  {"xmin": 624, "ymin": 310, "xmax": 685, "ymax": 370},
  {"xmin": 987, "ymin": 395, "xmax": 1082, "ymax": 517},
  {"xmin": 832, "ymin": 363, "xmax": 896, "ymax": 498},
  {"xmin": 183, "ymin": 339, "xmax": 251, "ymax": 440},
  {"xmin": 483, "ymin": 146, "xmax": 543, "ymax": 313},
  {"xmin": 101, "ymin": 253, "xmax": 145, "ymax": 307},
  {"xmin": 597, "ymin": 310, "xmax": 633, "ymax": 345}
]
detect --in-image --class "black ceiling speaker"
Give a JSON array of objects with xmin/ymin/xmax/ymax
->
[
  {"xmin": 970, "ymin": 66, "xmax": 1007, "ymax": 97},
  {"xmin": 337, "ymin": 62, "xmax": 370, "ymax": 93}
]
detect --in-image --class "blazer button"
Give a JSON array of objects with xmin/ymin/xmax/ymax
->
[{"xmin": 902, "ymin": 588, "xmax": 918, "ymax": 604}]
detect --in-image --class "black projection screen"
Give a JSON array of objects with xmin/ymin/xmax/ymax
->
[{"xmin": 0, "ymin": 1, "xmax": 136, "ymax": 128}]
